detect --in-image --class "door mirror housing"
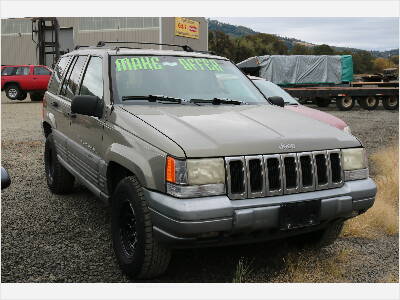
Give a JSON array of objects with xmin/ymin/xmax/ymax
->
[
  {"xmin": 71, "ymin": 95, "xmax": 103, "ymax": 118},
  {"xmin": 268, "ymin": 96, "xmax": 285, "ymax": 107},
  {"xmin": 1, "ymin": 167, "xmax": 11, "ymax": 190}
]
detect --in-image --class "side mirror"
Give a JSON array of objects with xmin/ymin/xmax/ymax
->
[
  {"xmin": 1, "ymin": 167, "xmax": 11, "ymax": 190},
  {"xmin": 268, "ymin": 96, "xmax": 285, "ymax": 107},
  {"xmin": 71, "ymin": 95, "xmax": 103, "ymax": 118}
]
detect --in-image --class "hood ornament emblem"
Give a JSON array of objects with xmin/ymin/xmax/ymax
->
[{"xmin": 279, "ymin": 143, "xmax": 296, "ymax": 150}]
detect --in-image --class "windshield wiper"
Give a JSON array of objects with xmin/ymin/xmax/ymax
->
[
  {"xmin": 122, "ymin": 95, "xmax": 184, "ymax": 104},
  {"xmin": 189, "ymin": 98, "xmax": 246, "ymax": 105}
]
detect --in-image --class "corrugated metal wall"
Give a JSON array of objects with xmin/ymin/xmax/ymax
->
[
  {"xmin": 1, "ymin": 34, "xmax": 37, "ymax": 65},
  {"xmin": 1, "ymin": 17, "xmax": 208, "ymax": 66}
]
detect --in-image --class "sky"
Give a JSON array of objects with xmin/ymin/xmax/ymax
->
[{"xmin": 213, "ymin": 17, "xmax": 399, "ymax": 51}]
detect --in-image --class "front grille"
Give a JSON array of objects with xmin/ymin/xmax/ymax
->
[
  {"xmin": 229, "ymin": 160, "xmax": 245, "ymax": 194},
  {"xmin": 329, "ymin": 152, "xmax": 342, "ymax": 183},
  {"xmin": 266, "ymin": 157, "xmax": 281, "ymax": 191},
  {"xmin": 225, "ymin": 149, "xmax": 344, "ymax": 200},
  {"xmin": 283, "ymin": 156, "xmax": 297, "ymax": 189},
  {"xmin": 248, "ymin": 159, "xmax": 263, "ymax": 192},
  {"xmin": 315, "ymin": 153, "xmax": 328, "ymax": 186},
  {"xmin": 299, "ymin": 155, "xmax": 313, "ymax": 187}
]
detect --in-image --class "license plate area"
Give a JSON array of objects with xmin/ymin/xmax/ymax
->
[{"xmin": 279, "ymin": 200, "xmax": 321, "ymax": 230}]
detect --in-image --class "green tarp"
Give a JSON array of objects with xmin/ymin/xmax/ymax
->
[{"xmin": 341, "ymin": 55, "xmax": 353, "ymax": 82}]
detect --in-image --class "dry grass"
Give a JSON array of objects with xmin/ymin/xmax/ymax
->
[
  {"xmin": 232, "ymin": 257, "xmax": 253, "ymax": 283},
  {"xmin": 271, "ymin": 248, "xmax": 351, "ymax": 283},
  {"xmin": 343, "ymin": 145, "xmax": 399, "ymax": 238}
]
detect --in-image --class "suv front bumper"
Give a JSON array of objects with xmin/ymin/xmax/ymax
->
[{"xmin": 145, "ymin": 178, "xmax": 376, "ymax": 248}]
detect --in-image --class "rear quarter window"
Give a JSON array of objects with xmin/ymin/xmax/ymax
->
[
  {"xmin": 34, "ymin": 67, "xmax": 52, "ymax": 75},
  {"xmin": 47, "ymin": 56, "xmax": 72, "ymax": 94},
  {"xmin": 1, "ymin": 67, "xmax": 17, "ymax": 76}
]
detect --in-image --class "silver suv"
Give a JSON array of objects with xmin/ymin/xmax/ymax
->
[{"xmin": 42, "ymin": 42, "xmax": 376, "ymax": 279}]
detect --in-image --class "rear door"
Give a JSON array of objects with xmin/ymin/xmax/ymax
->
[
  {"xmin": 33, "ymin": 66, "xmax": 52, "ymax": 90},
  {"xmin": 14, "ymin": 66, "xmax": 31, "ymax": 90},
  {"xmin": 57, "ymin": 55, "xmax": 89, "ymax": 166},
  {"xmin": 44, "ymin": 56, "xmax": 74, "ymax": 161},
  {"xmin": 68, "ymin": 56, "xmax": 105, "ymax": 190}
]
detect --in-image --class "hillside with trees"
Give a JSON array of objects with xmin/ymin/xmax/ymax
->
[{"xmin": 208, "ymin": 19, "xmax": 399, "ymax": 74}]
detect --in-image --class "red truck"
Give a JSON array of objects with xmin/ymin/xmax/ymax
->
[{"xmin": 1, "ymin": 65, "xmax": 52, "ymax": 101}]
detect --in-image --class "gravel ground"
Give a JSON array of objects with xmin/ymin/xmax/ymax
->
[{"xmin": 1, "ymin": 94, "xmax": 398, "ymax": 282}]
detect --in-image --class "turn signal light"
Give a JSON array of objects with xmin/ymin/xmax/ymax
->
[{"xmin": 166, "ymin": 156, "xmax": 176, "ymax": 183}]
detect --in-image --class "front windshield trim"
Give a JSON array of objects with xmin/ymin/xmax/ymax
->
[{"xmin": 110, "ymin": 54, "xmax": 269, "ymax": 106}]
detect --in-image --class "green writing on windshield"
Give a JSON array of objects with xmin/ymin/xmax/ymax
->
[
  {"xmin": 115, "ymin": 57, "xmax": 162, "ymax": 71},
  {"xmin": 115, "ymin": 57, "xmax": 223, "ymax": 72},
  {"xmin": 178, "ymin": 58, "xmax": 223, "ymax": 72}
]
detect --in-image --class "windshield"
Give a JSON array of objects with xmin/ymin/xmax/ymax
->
[
  {"xmin": 111, "ymin": 55, "xmax": 267, "ymax": 104},
  {"xmin": 252, "ymin": 79, "xmax": 299, "ymax": 105}
]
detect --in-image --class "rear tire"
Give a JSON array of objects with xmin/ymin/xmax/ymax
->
[
  {"xmin": 301, "ymin": 220, "xmax": 344, "ymax": 248},
  {"xmin": 335, "ymin": 96, "xmax": 355, "ymax": 111},
  {"xmin": 359, "ymin": 96, "xmax": 379, "ymax": 110},
  {"xmin": 315, "ymin": 97, "xmax": 331, "ymax": 107},
  {"xmin": 30, "ymin": 92, "xmax": 44, "ymax": 102},
  {"xmin": 44, "ymin": 133, "xmax": 75, "ymax": 194},
  {"xmin": 111, "ymin": 176, "xmax": 171, "ymax": 279},
  {"xmin": 382, "ymin": 95, "xmax": 398, "ymax": 110},
  {"xmin": 5, "ymin": 84, "xmax": 22, "ymax": 100}
]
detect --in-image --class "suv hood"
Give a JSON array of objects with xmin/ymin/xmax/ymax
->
[{"xmin": 121, "ymin": 104, "xmax": 360, "ymax": 158}]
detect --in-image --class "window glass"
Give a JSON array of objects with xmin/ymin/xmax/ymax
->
[
  {"xmin": 34, "ymin": 67, "xmax": 52, "ymax": 75},
  {"xmin": 79, "ymin": 57, "xmax": 103, "ymax": 99},
  {"xmin": 15, "ymin": 67, "xmax": 30, "ymax": 75},
  {"xmin": 61, "ymin": 56, "xmax": 87, "ymax": 99},
  {"xmin": 253, "ymin": 80, "xmax": 298, "ymax": 104},
  {"xmin": 111, "ymin": 56, "xmax": 266, "ymax": 104},
  {"xmin": 65, "ymin": 56, "xmax": 87, "ymax": 99},
  {"xmin": 48, "ymin": 56, "xmax": 71, "ymax": 94},
  {"xmin": 1, "ymin": 67, "xmax": 17, "ymax": 76},
  {"xmin": 59, "ymin": 56, "xmax": 77, "ymax": 96}
]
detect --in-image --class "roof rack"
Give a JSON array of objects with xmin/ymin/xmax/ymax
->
[
  {"xmin": 74, "ymin": 45, "xmax": 90, "ymax": 50},
  {"xmin": 96, "ymin": 41, "xmax": 194, "ymax": 52}
]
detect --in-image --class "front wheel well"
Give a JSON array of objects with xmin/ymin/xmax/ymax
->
[
  {"xmin": 106, "ymin": 161, "xmax": 134, "ymax": 196},
  {"xmin": 42, "ymin": 121, "xmax": 52, "ymax": 138}
]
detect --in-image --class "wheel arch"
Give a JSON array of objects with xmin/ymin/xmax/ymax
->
[{"xmin": 42, "ymin": 121, "xmax": 52, "ymax": 138}]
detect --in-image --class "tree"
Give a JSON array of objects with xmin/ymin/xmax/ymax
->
[
  {"xmin": 352, "ymin": 51, "xmax": 374, "ymax": 73},
  {"xmin": 389, "ymin": 55, "xmax": 399, "ymax": 66},
  {"xmin": 312, "ymin": 44, "xmax": 334, "ymax": 55},
  {"xmin": 290, "ymin": 44, "xmax": 311, "ymax": 55},
  {"xmin": 373, "ymin": 57, "xmax": 397, "ymax": 73}
]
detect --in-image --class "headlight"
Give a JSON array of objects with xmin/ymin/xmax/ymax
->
[
  {"xmin": 343, "ymin": 126, "xmax": 351, "ymax": 135},
  {"xmin": 342, "ymin": 148, "xmax": 369, "ymax": 181},
  {"xmin": 165, "ymin": 156, "xmax": 225, "ymax": 198}
]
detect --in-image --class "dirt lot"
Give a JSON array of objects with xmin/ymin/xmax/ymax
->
[{"xmin": 1, "ymin": 95, "xmax": 399, "ymax": 282}]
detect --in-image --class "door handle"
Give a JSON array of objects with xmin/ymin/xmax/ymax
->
[{"xmin": 51, "ymin": 101, "xmax": 58, "ymax": 107}]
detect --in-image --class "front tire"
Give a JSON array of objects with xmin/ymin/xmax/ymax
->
[
  {"xmin": 111, "ymin": 176, "xmax": 171, "ymax": 279},
  {"xmin": 44, "ymin": 133, "xmax": 75, "ymax": 194},
  {"xmin": 5, "ymin": 84, "xmax": 22, "ymax": 100}
]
